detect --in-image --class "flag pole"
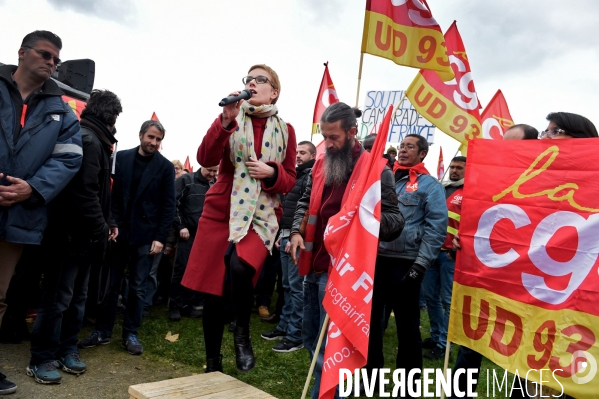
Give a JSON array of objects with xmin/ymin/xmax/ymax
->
[
  {"xmin": 355, "ymin": 53, "xmax": 364, "ymax": 108},
  {"xmin": 301, "ymin": 313, "xmax": 330, "ymax": 399},
  {"xmin": 388, "ymin": 92, "xmax": 407, "ymax": 131},
  {"xmin": 440, "ymin": 329, "xmax": 453, "ymax": 399},
  {"xmin": 440, "ymin": 148, "xmax": 460, "ymax": 182}
]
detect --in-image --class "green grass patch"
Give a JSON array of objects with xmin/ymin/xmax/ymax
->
[{"xmin": 135, "ymin": 303, "xmax": 512, "ymax": 399}]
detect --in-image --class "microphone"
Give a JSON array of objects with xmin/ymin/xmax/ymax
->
[{"xmin": 219, "ymin": 89, "xmax": 253, "ymax": 107}]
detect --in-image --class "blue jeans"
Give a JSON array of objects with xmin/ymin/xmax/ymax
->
[
  {"xmin": 303, "ymin": 271, "xmax": 341, "ymax": 399},
  {"xmin": 422, "ymin": 250, "xmax": 455, "ymax": 349},
  {"xmin": 276, "ymin": 237, "xmax": 303, "ymax": 343},
  {"xmin": 144, "ymin": 251, "xmax": 163, "ymax": 308},
  {"xmin": 96, "ymin": 242, "xmax": 154, "ymax": 339},
  {"xmin": 30, "ymin": 248, "xmax": 91, "ymax": 366}
]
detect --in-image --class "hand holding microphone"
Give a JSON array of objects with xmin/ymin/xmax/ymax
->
[{"xmin": 220, "ymin": 89, "xmax": 253, "ymax": 128}]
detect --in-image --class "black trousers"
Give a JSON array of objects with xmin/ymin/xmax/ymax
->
[
  {"xmin": 203, "ymin": 246, "xmax": 255, "ymax": 359},
  {"xmin": 169, "ymin": 233, "xmax": 198, "ymax": 309},
  {"xmin": 367, "ymin": 256, "xmax": 422, "ymax": 397}
]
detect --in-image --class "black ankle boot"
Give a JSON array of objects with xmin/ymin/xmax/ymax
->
[
  {"xmin": 205, "ymin": 354, "xmax": 223, "ymax": 373},
  {"xmin": 233, "ymin": 325, "xmax": 255, "ymax": 372}
]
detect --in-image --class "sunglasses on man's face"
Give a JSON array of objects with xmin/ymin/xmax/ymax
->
[{"xmin": 23, "ymin": 46, "xmax": 61, "ymax": 66}]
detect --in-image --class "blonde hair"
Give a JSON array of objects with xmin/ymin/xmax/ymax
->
[
  {"xmin": 248, "ymin": 64, "xmax": 281, "ymax": 104},
  {"xmin": 172, "ymin": 159, "xmax": 184, "ymax": 169}
]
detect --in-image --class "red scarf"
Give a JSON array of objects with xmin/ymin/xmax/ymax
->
[{"xmin": 393, "ymin": 161, "xmax": 430, "ymax": 192}]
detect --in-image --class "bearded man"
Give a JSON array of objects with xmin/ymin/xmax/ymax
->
[{"xmin": 289, "ymin": 102, "xmax": 404, "ymax": 399}]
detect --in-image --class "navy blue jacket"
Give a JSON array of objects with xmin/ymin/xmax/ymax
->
[
  {"xmin": 0, "ymin": 65, "xmax": 82, "ymax": 244},
  {"xmin": 111, "ymin": 147, "xmax": 176, "ymax": 246}
]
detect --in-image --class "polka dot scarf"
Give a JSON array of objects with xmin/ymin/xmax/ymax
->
[{"xmin": 228, "ymin": 101, "xmax": 289, "ymax": 251}]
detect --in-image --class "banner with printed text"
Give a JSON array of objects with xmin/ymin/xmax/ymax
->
[
  {"xmin": 406, "ymin": 21, "xmax": 482, "ymax": 151},
  {"xmin": 317, "ymin": 107, "xmax": 393, "ymax": 399},
  {"xmin": 360, "ymin": 89, "xmax": 435, "ymax": 144},
  {"xmin": 448, "ymin": 139, "xmax": 599, "ymax": 398},
  {"xmin": 362, "ymin": 0, "xmax": 454, "ymax": 80}
]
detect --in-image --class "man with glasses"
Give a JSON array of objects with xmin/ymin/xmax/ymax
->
[
  {"xmin": 421, "ymin": 156, "xmax": 466, "ymax": 360},
  {"xmin": 0, "ymin": 30, "xmax": 82, "ymax": 393},
  {"xmin": 367, "ymin": 134, "xmax": 447, "ymax": 396}
]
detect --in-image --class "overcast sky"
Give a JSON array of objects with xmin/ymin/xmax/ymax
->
[{"xmin": 1, "ymin": 0, "xmax": 598, "ymax": 172}]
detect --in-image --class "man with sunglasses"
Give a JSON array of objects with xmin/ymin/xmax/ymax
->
[{"xmin": 0, "ymin": 30, "xmax": 82, "ymax": 392}]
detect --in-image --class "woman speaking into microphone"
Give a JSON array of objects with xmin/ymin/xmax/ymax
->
[{"xmin": 182, "ymin": 64, "xmax": 296, "ymax": 373}]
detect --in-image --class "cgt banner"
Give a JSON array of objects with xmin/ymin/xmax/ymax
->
[
  {"xmin": 361, "ymin": 0, "xmax": 454, "ymax": 81},
  {"xmin": 406, "ymin": 21, "xmax": 482, "ymax": 151},
  {"xmin": 449, "ymin": 139, "xmax": 599, "ymax": 398}
]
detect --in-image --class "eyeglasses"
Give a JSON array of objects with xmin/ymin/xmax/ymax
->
[
  {"xmin": 242, "ymin": 75, "xmax": 276, "ymax": 88},
  {"xmin": 539, "ymin": 127, "xmax": 567, "ymax": 138},
  {"xmin": 23, "ymin": 46, "xmax": 61, "ymax": 66},
  {"xmin": 399, "ymin": 144, "xmax": 418, "ymax": 151}
]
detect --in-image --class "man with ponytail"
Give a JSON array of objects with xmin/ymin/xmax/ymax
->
[{"xmin": 290, "ymin": 102, "xmax": 404, "ymax": 399}]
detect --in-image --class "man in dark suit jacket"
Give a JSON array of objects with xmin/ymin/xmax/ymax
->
[{"xmin": 79, "ymin": 120, "xmax": 175, "ymax": 355}]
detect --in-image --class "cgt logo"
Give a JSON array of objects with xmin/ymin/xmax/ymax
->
[{"xmin": 571, "ymin": 351, "xmax": 597, "ymax": 385}]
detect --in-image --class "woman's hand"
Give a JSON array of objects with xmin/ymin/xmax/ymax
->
[
  {"xmin": 221, "ymin": 91, "xmax": 243, "ymax": 128},
  {"xmin": 246, "ymin": 157, "xmax": 275, "ymax": 180}
]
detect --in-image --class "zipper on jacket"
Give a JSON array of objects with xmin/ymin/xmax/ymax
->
[
  {"xmin": 20, "ymin": 108, "xmax": 67, "ymax": 137},
  {"xmin": 312, "ymin": 188, "xmax": 335, "ymax": 273}
]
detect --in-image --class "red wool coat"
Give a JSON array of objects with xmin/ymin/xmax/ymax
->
[{"xmin": 181, "ymin": 115, "xmax": 297, "ymax": 296}]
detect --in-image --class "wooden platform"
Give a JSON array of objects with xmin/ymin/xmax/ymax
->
[{"xmin": 129, "ymin": 372, "xmax": 277, "ymax": 399}]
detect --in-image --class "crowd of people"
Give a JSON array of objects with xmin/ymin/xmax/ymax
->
[{"xmin": 1, "ymin": 29, "xmax": 597, "ymax": 399}]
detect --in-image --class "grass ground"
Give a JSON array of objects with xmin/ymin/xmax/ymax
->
[{"xmin": 135, "ymin": 301, "xmax": 512, "ymax": 399}]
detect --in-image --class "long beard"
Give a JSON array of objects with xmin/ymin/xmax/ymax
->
[{"xmin": 324, "ymin": 139, "xmax": 353, "ymax": 187}]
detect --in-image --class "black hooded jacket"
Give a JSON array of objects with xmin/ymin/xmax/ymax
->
[
  {"xmin": 279, "ymin": 158, "xmax": 315, "ymax": 234},
  {"xmin": 48, "ymin": 115, "xmax": 116, "ymax": 245},
  {"xmin": 173, "ymin": 169, "xmax": 213, "ymax": 234}
]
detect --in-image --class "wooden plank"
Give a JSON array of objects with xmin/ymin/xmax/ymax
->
[{"xmin": 129, "ymin": 372, "xmax": 277, "ymax": 399}]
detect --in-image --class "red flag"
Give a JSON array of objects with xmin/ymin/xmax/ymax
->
[
  {"xmin": 318, "ymin": 106, "xmax": 394, "ymax": 399},
  {"xmin": 150, "ymin": 112, "xmax": 162, "ymax": 150},
  {"xmin": 437, "ymin": 146, "xmax": 444, "ymax": 180},
  {"xmin": 480, "ymin": 90, "xmax": 514, "ymax": 140},
  {"xmin": 449, "ymin": 139, "xmax": 599, "ymax": 398},
  {"xmin": 312, "ymin": 63, "xmax": 339, "ymax": 136},
  {"xmin": 62, "ymin": 96, "xmax": 87, "ymax": 120},
  {"xmin": 362, "ymin": 0, "xmax": 454, "ymax": 80},
  {"xmin": 406, "ymin": 21, "xmax": 482, "ymax": 152},
  {"xmin": 184, "ymin": 156, "xmax": 193, "ymax": 173},
  {"xmin": 315, "ymin": 139, "xmax": 326, "ymax": 157}
]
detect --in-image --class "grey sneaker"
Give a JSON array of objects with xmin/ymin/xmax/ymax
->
[
  {"xmin": 26, "ymin": 361, "xmax": 62, "ymax": 384},
  {"xmin": 78, "ymin": 331, "xmax": 110, "ymax": 349},
  {"xmin": 58, "ymin": 352, "xmax": 86, "ymax": 374},
  {"xmin": 122, "ymin": 335, "xmax": 143, "ymax": 355}
]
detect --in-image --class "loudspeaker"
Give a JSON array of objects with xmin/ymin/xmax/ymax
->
[{"xmin": 55, "ymin": 59, "xmax": 95, "ymax": 94}]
